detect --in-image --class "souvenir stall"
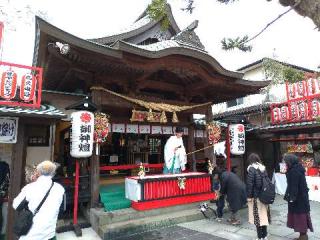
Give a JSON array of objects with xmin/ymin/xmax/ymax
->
[{"xmin": 270, "ymin": 78, "xmax": 320, "ymax": 202}]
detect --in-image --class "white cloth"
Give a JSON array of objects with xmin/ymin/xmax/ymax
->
[
  {"xmin": 125, "ymin": 178, "xmax": 141, "ymax": 202},
  {"xmin": 274, "ymin": 173, "xmax": 320, "ymax": 202},
  {"xmin": 164, "ymin": 136, "xmax": 186, "ymax": 171},
  {"xmin": 13, "ymin": 175, "xmax": 65, "ymax": 240},
  {"xmin": 247, "ymin": 162, "xmax": 266, "ymax": 173}
]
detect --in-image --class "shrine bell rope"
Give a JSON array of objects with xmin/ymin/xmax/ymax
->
[
  {"xmin": 90, "ymin": 86, "xmax": 212, "ymax": 112},
  {"xmin": 185, "ymin": 145, "xmax": 214, "ymax": 156}
]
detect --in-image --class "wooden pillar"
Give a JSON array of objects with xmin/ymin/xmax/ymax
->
[
  {"xmin": 188, "ymin": 124, "xmax": 196, "ymax": 172},
  {"xmin": 90, "ymin": 89, "xmax": 102, "ymax": 207},
  {"xmin": 6, "ymin": 120, "xmax": 27, "ymax": 240}
]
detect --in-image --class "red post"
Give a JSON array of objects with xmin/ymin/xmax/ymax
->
[
  {"xmin": 73, "ymin": 160, "xmax": 79, "ymax": 225},
  {"xmin": 226, "ymin": 124, "xmax": 231, "ymax": 172}
]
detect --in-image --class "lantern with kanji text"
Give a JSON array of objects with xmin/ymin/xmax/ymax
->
[
  {"xmin": 70, "ymin": 111, "xmax": 94, "ymax": 158},
  {"xmin": 20, "ymin": 73, "xmax": 37, "ymax": 102},
  {"xmin": 229, "ymin": 124, "xmax": 245, "ymax": 155},
  {"xmin": 0, "ymin": 69, "xmax": 17, "ymax": 100},
  {"xmin": 280, "ymin": 106, "xmax": 289, "ymax": 122}
]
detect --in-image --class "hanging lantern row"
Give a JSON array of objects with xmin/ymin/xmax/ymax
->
[
  {"xmin": 287, "ymin": 78, "xmax": 320, "ymax": 100},
  {"xmin": 94, "ymin": 112, "xmax": 110, "ymax": 143},
  {"xmin": 130, "ymin": 109, "xmax": 179, "ymax": 123},
  {"xmin": 206, "ymin": 122, "xmax": 221, "ymax": 145},
  {"xmin": 272, "ymin": 100, "xmax": 320, "ymax": 123},
  {"xmin": 0, "ymin": 69, "xmax": 38, "ymax": 102}
]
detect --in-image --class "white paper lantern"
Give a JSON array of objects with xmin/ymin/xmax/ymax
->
[
  {"xmin": 229, "ymin": 124, "xmax": 245, "ymax": 155},
  {"xmin": 70, "ymin": 111, "xmax": 94, "ymax": 158}
]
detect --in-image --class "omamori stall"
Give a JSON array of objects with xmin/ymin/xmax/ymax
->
[{"xmin": 270, "ymin": 79, "xmax": 320, "ymax": 202}]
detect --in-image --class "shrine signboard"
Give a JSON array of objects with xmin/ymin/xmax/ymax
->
[
  {"xmin": 0, "ymin": 61, "xmax": 43, "ymax": 108},
  {"xmin": 271, "ymin": 78, "xmax": 320, "ymax": 124},
  {"xmin": 0, "ymin": 117, "xmax": 18, "ymax": 143}
]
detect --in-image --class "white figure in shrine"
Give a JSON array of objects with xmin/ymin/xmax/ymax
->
[{"xmin": 163, "ymin": 126, "xmax": 187, "ymax": 174}]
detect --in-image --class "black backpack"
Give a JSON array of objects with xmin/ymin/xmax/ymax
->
[
  {"xmin": 13, "ymin": 182, "xmax": 54, "ymax": 236},
  {"xmin": 258, "ymin": 170, "xmax": 275, "ymax": 205}
]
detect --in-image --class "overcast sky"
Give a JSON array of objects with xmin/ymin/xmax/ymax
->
[{"xmin": 1, "ymin": 0, "xmax": 320, "ymax": 71}]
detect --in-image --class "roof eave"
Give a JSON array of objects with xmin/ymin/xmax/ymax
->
[
  {"xmin": 33, "ymin": 16, "xmax": 122, "ymax": 66},
  {"xmin": 116, "ymin": 41, "xmax": 244, "ymax": 79}
]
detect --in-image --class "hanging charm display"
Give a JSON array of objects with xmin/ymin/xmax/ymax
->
[
  {"xmin": 206, "ymin": 122, "xmax": 221, "ymax": 145},
  {"xmin": 94, "ymin": 112, "xmax": 110, "ymax": 143}
]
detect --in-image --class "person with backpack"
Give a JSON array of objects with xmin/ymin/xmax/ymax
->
[
  {"xmin": 12, "ymin": 160, "xmax": 64, "ymax": 240},
  {"xmin": 246, "ymin": 153, "xmax": 272, "ymax": 240},
  {"xmin": 283, "ymin": 154, "xmax": 313, "ymax": 240}
]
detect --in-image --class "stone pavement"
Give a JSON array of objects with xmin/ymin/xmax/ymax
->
[
  {"xmin": 57, "ymin": 195, "xmax": 319, "ymax": 240},
  {"xmin": 179, "ymin": 195, "xmax": 320, "ymax": 240}
]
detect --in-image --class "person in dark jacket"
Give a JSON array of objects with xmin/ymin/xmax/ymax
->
[
  {"xmin": 219, "ymin": 170, "xmax": 247, "ymax": 225},
  {"xmin": 283, "ymin": 154, "xmax": 313, "ymax": 240},
  {"xmin": 247, "ymin": 153, "xmax": 271, "ymax": 240}
]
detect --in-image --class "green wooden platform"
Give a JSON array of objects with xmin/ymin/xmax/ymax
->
[{"xmin": 100, "ymin": 184, "xmax": 131, "ymax": 211}]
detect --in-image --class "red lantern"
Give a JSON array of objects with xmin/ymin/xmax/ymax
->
[
  {"xmin": 1, "ymin": 70, "xmax": 17, "ymax": 100},
  {"xmin": 290, "ymin": 103, "xmax": 298, "ymax": 121},
  {"xmin": 272, "ymin": 107, "xmax": 281, "ymax": 122},
  {"xmin": 288, "ymin": 83, "xmax": 296, "ymax": 99},
  {"xmin": 20, "ymin": 73, "xmax": 37, "ymax": 102},
  {"xmin": 311, "ymin": 100, "xmax": 320, "ymax": 118},
  {"xmin": 295, "ymin": 81, "xmax": 305, "ymax": 98},
  {"xmin": 298, "ymin": 102, "xmax": 308, "ymax": 120},
  {"xmin": 280, "ymin": 106, "xmax": 289, "ymax": 122},
  {"xmin": 306, "ymin": 78, "xmax": 320, "ymax": 96}
]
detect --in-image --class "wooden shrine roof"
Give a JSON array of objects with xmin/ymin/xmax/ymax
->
[{"xmin": 33, "ymin": 10, "xmax": 268, "ymax": 108}]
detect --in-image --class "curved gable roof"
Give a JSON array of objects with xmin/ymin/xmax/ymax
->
[{"xmin": 89, "ymin": 4, "xmax": 180, "ymax": 45}]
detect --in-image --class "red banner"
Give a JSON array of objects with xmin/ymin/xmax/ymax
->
[{"xmin": 0, "ymin": 61, "xmax": 43, "ymax": 108}]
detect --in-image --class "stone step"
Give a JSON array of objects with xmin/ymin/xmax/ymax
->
[
  {"xmin": 98, "ymin": 207, "xmax": 205, "ymax": 240},
  {"xmin": 90, "ymin": 201, "xmax": 204, "ymax": 229}
]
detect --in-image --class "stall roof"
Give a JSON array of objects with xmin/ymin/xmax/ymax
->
[{"xmin": 0, "ymin": 104, "xmax": 66, "ymax": 119}]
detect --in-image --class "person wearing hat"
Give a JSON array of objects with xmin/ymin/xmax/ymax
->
[
  {"xmin": 13, "ymin": 160, "xmax": 64, "ymax": 240},
  {"xmin": 163, "ymin": 126, "xmax": 187, "ymax": 174}
]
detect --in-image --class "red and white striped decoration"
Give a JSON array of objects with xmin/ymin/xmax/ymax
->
[
  {"xmin": 0, "ymin": 70, "xmax": 17, "ymax": 100},
  {"xmin": 20, "ymin": 73, "xmax": 37, "ymax": 102}
]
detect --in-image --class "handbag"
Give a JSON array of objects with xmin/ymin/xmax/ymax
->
[{"xmin": 13, "ymin": 182, "xmax": 54, "ymax": 237}]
